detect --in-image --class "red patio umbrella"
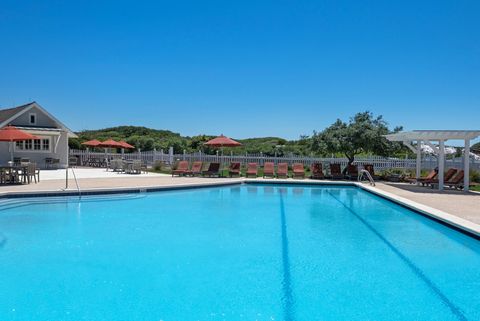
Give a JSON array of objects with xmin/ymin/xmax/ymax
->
[
  {"xmin": 204, "ymin": 135, "xmax": 242, "ymax": 148},
  {"xmin": 118, "ymin": 140, "xmax": 135, "ymax": 149},
  {"xmin": 204, "ymin": 134, "xmax": 242, "ymax": 157},
  {"xmin": 99, "ymin": 139, "xmax": 124, "ymax": 148},
  {"xmin": 81, "ymin": 139, "xmax": 102, "ymax": 147},
  {"xmin": 0, "ymin": 125, "xmax": 39, "ymax": 162}
]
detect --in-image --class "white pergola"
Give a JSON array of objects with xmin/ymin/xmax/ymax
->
[{"xmin": 384, "ymin": 130, "xmax": 480, "ymax": 191}]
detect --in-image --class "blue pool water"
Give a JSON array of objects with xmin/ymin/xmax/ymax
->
[{"xmin": 0, "ymin": 184, "xmax": 479, "ymax": 320}]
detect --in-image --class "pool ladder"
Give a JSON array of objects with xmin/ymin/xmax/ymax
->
[
  {"xmin": 65, "ymin": 166, "xmax": 81, "ymax": 197},
  {"xmin": 358, "ymin": 169, "xmax": 375, "ymax": 186}
]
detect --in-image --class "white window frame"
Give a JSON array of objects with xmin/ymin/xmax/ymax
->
[
  {"xmin": 14, "ymin": 136, "xmax": 52, "ymax": 153},
  {"xmin": 29, "ymin": 113, "xmax": 37, "ymax": 125}
]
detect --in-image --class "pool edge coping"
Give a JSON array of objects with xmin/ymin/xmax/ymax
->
[
  {"xmin": 357, "ymin": 183, "xmax": 480, "ymax": 238},
  {"xmin": 0, "ymin": 178, "xmax": 479, "ymax": 239}
]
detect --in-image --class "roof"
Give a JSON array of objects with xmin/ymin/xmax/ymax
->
[
  {"xmin": 0, "ymin": 102, "xmax": 33, "ymax": 123},
  {"xmin": 384, "ymin": 130, "xmax": 480, "ymax": 142},
  {"xmin": 0, "ymin": 101, "xmax": 77, "ymax": 138}
]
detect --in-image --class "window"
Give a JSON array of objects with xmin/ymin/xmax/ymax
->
[
  {"xmin": 29, "ymin": 113, "xmax": 36, "ymax": 125},
  {"xmin": 42, "ymin": 139, "xmax": 50, "ymax": 151},
  {"xmin": 15, "ymin": 136, "xmax": 51, "ymax": 152},
  {"xmin": 34, "ymin": 139, "xmax": 41, "ymax": 150}
]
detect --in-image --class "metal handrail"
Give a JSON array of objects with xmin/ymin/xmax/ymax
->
[
  {"xmin": 71, "ymin": 167, "xmax": 81, "ymax": 197},
  {"xmin": 358, "ymin": 169, "xmax": 375, "ymax": 186},
  {"xmin": 65, "ymin": 165, "xmax": 81, "ymax": 197}
]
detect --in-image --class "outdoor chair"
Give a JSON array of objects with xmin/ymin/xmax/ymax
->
[
  {"xmin": 423, "ymin": 168, "xmax": 457, "ymax": 186},
  {"xmin": 45, "ymin": 158, "xmax": 60, "ymax": 169},
  {"xmin": 329, "ymin": 163, "xmax": 344, "ymax": 180},
  {"xmin": 346, "ymin": 164, "xmax": 358, "ymax": 180},
  {"xmin": 363, "ymin": 164, "xmax": 377, "ymax": 179},
  {"xmin": 431, "ymin": 170, "xmax": 465, "ymax": 189},
  {"xmin": 245, "ymin": 163, "xmax": 258, "ymax": 178},
  {"xmin": 263, "ymin": 162, "xmax": 275, "ymax": 178},
  {"xmin": 185, "ymin": 161, "xmax": 203, "ymax": 176},
  {"xmin": 292, "ymin": 163, "xmax": 305, "ymax": 179},
  {"xmin": 310, "ymin": 163, "xmax": 324, "ymax": 179},
  {"xmin": 445, "ymin": 170, "xmax": 465, "ymax": 189},
  {"xmin": 172, "ymin": 160, "xmax": 189, "ymax": 177},
  {"xmin": 69, "ymin": 156, "xmax": 79, "ymax": 167},
  {"xmin": 277, "ymin": 163, "xmax": 289, "ymax": 178},
  {"xmin": 228, "ymin": 162, "xmax": 241, "ymax": 177},
  {"xmin": 416, "ymin": 169, "xmax": 438, "ymax": 184},
  {"xmin": 111, "ymin": 159, "xmax": 125, "ymax": 172},
  {"xmin": 202, "ymin": 162, "xmax": 221, "ymax": 177},
  {"xmin": 26, "ymin": 162, "xmax": 40, "ymax": 184},
  {"xmin": 130, "ymin": 160, "xmax": 142, "ymax": 174},
  {"xmin": 1, "ymin": 168, "xmax": 19, "ymax": 184}
]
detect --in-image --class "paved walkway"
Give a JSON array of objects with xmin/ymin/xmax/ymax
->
[
  {"xmin": 39, "ymin": 168, "xmax": 169, "ymax": 180},
  {"xmin": 372, "ymin": 182, "xmax": 480, "ymax": 224}
]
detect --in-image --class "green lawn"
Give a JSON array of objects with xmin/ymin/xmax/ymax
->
[{"xmin": 471, "ymin": 185, "xmax": 480, "ymax": 192}]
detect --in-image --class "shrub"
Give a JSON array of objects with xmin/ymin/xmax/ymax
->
[
  {"xmin": 153, "ymin": 161, "xmax": 164, "ymax": 172},
  {"xmin": 470, "ymin": 170, "xmax": 480, "ymax": 183}
]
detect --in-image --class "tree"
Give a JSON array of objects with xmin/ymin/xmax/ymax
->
[
  {"xmin": 473, "ymin": 141, "xmax": 480, "ymax": 152},
  {"xmin": 311, "ymin": 111, "xmax": 403, "ymax": 170}
]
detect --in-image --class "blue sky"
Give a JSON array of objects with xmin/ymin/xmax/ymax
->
[{"xmin": 0, "ymin": 0, "xmax": 479, "ymax": 141}]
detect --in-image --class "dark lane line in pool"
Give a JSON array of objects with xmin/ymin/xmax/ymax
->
[
  {"xmin": 325, "ymin": 191, "xmax": 468, "ymax": 321},
  {"xmin": 279, "ymin": 191, "xmax": 295, "ymax": 321},
  {"xmin": 0, "ymin": 233, "xmax": 6, "ymax": 249}
]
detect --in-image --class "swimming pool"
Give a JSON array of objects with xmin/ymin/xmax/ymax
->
[{"xmin": 0, "ymin": 184, "xmax": 479, "ymax": 320}]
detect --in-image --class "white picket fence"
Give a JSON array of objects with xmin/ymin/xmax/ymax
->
[{"xmin": 69, "ymin": 149, "xmax": 480, "ymax": 171}]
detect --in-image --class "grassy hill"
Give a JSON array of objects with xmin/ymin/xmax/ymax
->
[{"xmin": 69, "ymin": 126, "xmax": 309, "ymax": 155}]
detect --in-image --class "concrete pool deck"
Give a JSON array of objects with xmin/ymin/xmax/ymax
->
[{"xmin": 0, "ymin": 168, "xmax": 479, "ymax": 236}]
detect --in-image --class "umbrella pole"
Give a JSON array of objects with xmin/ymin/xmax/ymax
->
[{"xmin": 10, "ymin": 141, "xmax": 13, "ymax": 162}]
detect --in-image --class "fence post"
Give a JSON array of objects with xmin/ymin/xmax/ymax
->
[{"xmin": 169, "ymin": 147, "xmax": 174, "ymax": 165}]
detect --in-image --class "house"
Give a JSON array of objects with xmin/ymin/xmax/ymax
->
[{"xmin": 0, "ymin": 101, "xmax": 77, "ymax": 168}]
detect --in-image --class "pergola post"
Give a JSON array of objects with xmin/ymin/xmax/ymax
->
[
  {"xmin": 438, "ymin": 140, "xmax": 445, "ymax": 190},
  {"xmin": 464, "ymin": 139, "xmax": 470, "ymax": 192},
  {"xmin": 416, "ymin": 140, "xmax": 422, "ymax": 183}
]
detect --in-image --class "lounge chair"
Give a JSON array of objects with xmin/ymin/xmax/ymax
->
[
  {"xmin": 172, "ymin": 160, "xmax": 189, "ymax": 177},
  {"xmin": 310, "ymin": 163, "xmax": 324, "ymax": 179},
  {"xmin": 329, "ymin": 163, "xmax": 344, "ymax": 180},
  {"xmin": 277, "ymin": 163, "xmax": 289, "ymax": 178},
  {"xmin": 263, "ymin": 162, "xmax": 275, "ymax": 178},
  {"xmin": 416, "ymin": 169, "xmax": 438, "ymax": 184},
  {"xmin": 228, "ymin": 162, "xmax": 241, "ymax": 177},
  {"xmin": 445, "ymin": 170, "xmax": 465, "ymax": 189},
  {"xmin": 346, "ymin": 164, "xmax": 358, "ymax": 180},
  {"xmin": 110, "ymin": 159, "xmax": 124, "ymax": 172},
  {"xmin": 363, "ymin": 164, "xmax": 377, "ymax": 179},
  {"xmin": 431, "ymin": 170, "xmax": 465, "ymax": 189},
  {"xmin": 245, "ymin": 163, "xmax": 258, "ymax": 178},
  {"xmin": 185, "ymin": 161, "xmax": 203, "ymax": 176},
  {"xmin": 202, "ymin": 162, "xmax": 221, "ymax": 177},
  {"xmin": 292, "ymin": 163, "xmax": 305, "ymax": 179},
  {"xmin": 423, "ymin": 168, "xmax": 457, "ymax": 186}
]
